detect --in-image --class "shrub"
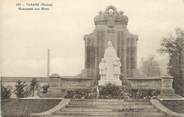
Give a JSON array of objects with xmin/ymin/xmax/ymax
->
[
  {"xmin": 1, "ymin": 85, "xmax": 11, "ymax": 99},
  {"xmin": 131, "ymin": 89, "xmax": 160, "ymax": 99},
  {"xmin": 99, "ymin": 83, "xmax": 120, "ymax": 99},
  {"xmin": 99, "ymin": 83, "xmax": 130, "ymax": 99},
  {"xmin": 42, "ymin": 84, "xmax": 49, "ymax": 94},
  {"xmin": 14, "ymin": 80, "xmax": 27, "ymax": 98},
  {"xmin": 64, "ymin": 89, "xmax": 95, "ymax": 99}
]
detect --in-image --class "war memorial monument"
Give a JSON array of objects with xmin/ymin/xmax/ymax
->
[
  {"xmin": 47, "ymin": 6, "xmax": 176, "ymax": 98},
  {"xmin": 1, "ymin": 5, "xmax": 184, "ymax": 117}
]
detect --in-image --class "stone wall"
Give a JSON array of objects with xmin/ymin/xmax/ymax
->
[
  {"xmin": 46, "ymin": 77, "xmax": 96, "ymax": 97},
  {"xmin": 128, "ymin": 78, "xmax": 161, "ymax": 90},
  {"xmin": 48, "ymin": 77, "xmax": 95, "ymax": 90},
  {"xmin": 60, "ymin": 78, "xmax": 95, "ymax": 89},
  {"xmin": 1, "ymin": 76, "xmax": 175, "ymax": 98}
]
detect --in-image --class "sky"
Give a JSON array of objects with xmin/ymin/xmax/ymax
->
[{"xmin": 1, "ymin": 0, "xmax": 184, "ymax": 77}]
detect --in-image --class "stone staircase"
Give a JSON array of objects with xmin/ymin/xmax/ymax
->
[{"xmin": 52, "ymin": 99, "xmax": 166, "ymax": 117}]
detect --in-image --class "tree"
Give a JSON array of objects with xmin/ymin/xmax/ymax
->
[
  {"xmin": 140, "ymin": 56, "xmax": 161, "ymax": 77},
  {"xmin": 42, "ymin": 84, "xmax": 49, "ymax": 94},
  {"xmin": 1, "ymin": 85, "xmax": 11, "ymax": 99},
  {"xmin": 14, "ymin": 80, "xmax": 27, "ymax": 98},
  {"xmin": 30, "ymin": 78, "xmax": 38, "ymax": 97},
  {"xmin": 159, "ymin": 28, "xmax": 184, "ymax": 96}
]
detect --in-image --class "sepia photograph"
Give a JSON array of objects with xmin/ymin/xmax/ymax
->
[{"xmin": 1, "ymin": 0, "xmax": 184, "ymax": 117}]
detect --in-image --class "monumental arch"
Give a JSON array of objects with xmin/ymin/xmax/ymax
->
[{"xmin": 82, "ymin": 6, "xmax": 138, "ymax": 81}]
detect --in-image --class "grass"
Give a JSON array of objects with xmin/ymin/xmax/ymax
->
[{"xmin": 1, "ymin": 98, "xmax": 61, "ymax": 117}]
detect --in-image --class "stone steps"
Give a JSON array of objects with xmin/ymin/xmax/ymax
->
[
  {"xmin": 61, "ymin": 106, "xmax": 158, "ymax": 112},
  {"xmin": 65, "ymin": 104, "xmax": 155, "ymax": 110},
  {"xmin": 53, "ymin": 111, "xmax": 165, "ymax": 117},
  {"xmin": 52, "ymin": 99, "xmax": 165, "ymax": 117},
  {"xmin": 70, "ymin": 99, "xmax": 149, "ymax": 103},
  {"xmin": 70, "ymin": 101, "xmax": 150, "ymax": 105},
  {"xmin": 69, "ymin": 99, "xmax": 151, "ymax": 106}
]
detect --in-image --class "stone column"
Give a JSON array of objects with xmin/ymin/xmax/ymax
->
[
  {"xmin": 95, "ymin": 38, "xmax": 99, "ymax": 81},
  {"xmin": 127, "ymin": 38, "xmax": 131, "ymax": 76},
  {"xmin": 87, "ymin": 41, "xmax": 90, "ymax": 69},
  {"xmin": 84, "ymin": 37, "xmax": 87, "ymax": 68},
  {"xmin": 117, "ymin": 31, "xmax": 121, "ymax": 58},
  {"xmin": 131, "ymin": 38, "xmax": 137, "ymax": 69},
  {"xmin": 134, "ymin": 38, "xmax": 138, "ymax": 69},
  {"xmin": 130, "ymin": 37, "xmax": 137, "ymax": 76},
  {"xmin": 121, "ymin": 31, "xmax": 127, "ymax": 79},
  {"xmin": 160, "ymin": 76, "xmax": 175, "ymax": 98}
]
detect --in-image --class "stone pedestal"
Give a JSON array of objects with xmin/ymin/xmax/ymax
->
[
  {"xmin": 98, "ymin": 76, "xmax": 122, "ymax": 86},
  {"xmin": 159, "ymin": 76, "xmax": 176, "ymax": 98}
]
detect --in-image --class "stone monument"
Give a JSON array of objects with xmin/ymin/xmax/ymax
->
[
  {"xmin": 82, "ymin": 5, "xmax": 138, "ymax": 82},
  {"xmin": 98, "ymin": 41, "xmax": 121, "ymax": 86}
]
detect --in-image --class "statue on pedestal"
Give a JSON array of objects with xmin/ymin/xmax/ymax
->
[{"xmin": 98, "ymin": 41, "xmax": 122, "ymax": 86}]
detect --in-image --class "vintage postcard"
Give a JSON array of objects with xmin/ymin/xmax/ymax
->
[{"xmin": 1, "ymin": 0, "xmax": 184, "ymax": 117}]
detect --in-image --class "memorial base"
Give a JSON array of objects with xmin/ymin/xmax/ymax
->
[
  {"xmin": 159, "ymin": 88, "xmax": 182, "ymax": 99},
  {"xmin": 160, "ymin": 89, "xmax": 175, "ymax": 97},
  {"xmin": 98, "ymin": 79, "xmax": 122, "ymax": 86}
]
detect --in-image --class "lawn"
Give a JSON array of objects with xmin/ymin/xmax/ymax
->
[
  {"xmin": 161, "ymin": 100, "xmax": 184, "ymax": 113},
  {"xmin": 1, "ymin": 98, "xmax": 62, "ymax": 117}
]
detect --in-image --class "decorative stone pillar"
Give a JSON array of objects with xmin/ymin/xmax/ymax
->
[{"xmin": 160, "ymin": 76, "xmax": 175, "ymax": 98}]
